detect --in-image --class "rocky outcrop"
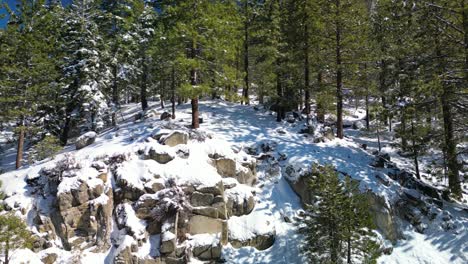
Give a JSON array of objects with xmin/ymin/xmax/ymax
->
[
  {"xmin": 75, "ymin": 131, "xmax": 97, "ymax": 150},
  {"xmin": 285, "ymin": 165, "xmax": 402, "ymax": 242},
  {"xmin": 55, "ymin": 186, "xmax": 113, "ymax": 250},
  {"xmin": 365, "ymin": 192, "xmax": 401, "ymax": 242}
]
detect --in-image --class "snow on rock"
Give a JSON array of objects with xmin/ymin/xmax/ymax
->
[
  {"xmin": 115, "ymin": 159, "xmax": 161, "ymax": 192},
  {"xmin": 228, "ymin": 211, "xmax": 276, "ymax": 250},
  {"xmin": 187, "ymin": 233, "xmax": 222, "ymax": 260},
  {"xmin": 75, "ymin": 131, "xmax": 97, "ymax": 150},
  {"xmin": 225, "ymin": 184, "xmax": 256, "ymax": 217}
]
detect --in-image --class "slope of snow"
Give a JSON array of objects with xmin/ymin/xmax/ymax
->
[{"xmin": 0, "ymin": 100, "xmax": 466, "ymax": 264}]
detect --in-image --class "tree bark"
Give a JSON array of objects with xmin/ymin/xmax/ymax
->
[
  {"xmin": 317, "ymin": 71, "xmax": 325, "ymax": 123},
  {"xmin": 4, "ymin": 238, "xmax": 9, "ymax": 264},
  {"xmin": 304, "ymin": 22, "xmax": 311, "ymax": 117},
  {"xmin": 463, "ymin": 0, "xmax": 468, "ymax": 82},
  {"xmin": 171, "ymin": 66, "xmax": 176, "ymax": 119},
  {"xmin": 276, "ymin": 69, "xmax": 283, "ymax": 122},
  {"xmin": 191, "ymin": 98, "xmax": 199, "ymax": 129},
  {"xmin": 111, "ymin": 63, "xmax": 118, "ymax": 126},
  {"xmin": 141, "ymin": 54, "xmax": 149, "ymax": 111},
  {"xmin": 191, "ymin": 38, "xmax": 200, "ymax": 129},
  {"xmin": 411, "ymin": 122, "xmax": 420, "ymax": 179},
  {"xmin": 161, "ymin": 78, "xmax": 165, "ymax": 109},
  {"xmin": 335, "ymin": 0, "xmax": 344, "ymax": 139},
  {"xmin": 442, "ymin": 87, "xmax": 461, "ymax": 196},
  {"xmin": 365, "ymin": 87, "xmax": 370, "ymax": 130},
  {"xmin": 401, "ymin": 108, "xmax": 408, "ymax": 151},
  {"xmin": 15, "ymin": 124, "xmax": 24, "ymax": 169},
  {"xmin": 243, "ymin": 1, "xmax": 250, "ymax": 105},
  {"xmin": 435, "ymin": 36, "xmax": 461, "ymax": 197}
]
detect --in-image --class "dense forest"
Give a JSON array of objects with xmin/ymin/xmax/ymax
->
[
  {"xmin": 0, "ymin": 1, "xmax": 467, "ymax": 263},
  {"xmin": 1, "ymin": 0, "xmax": 465, "ymax": 197}
]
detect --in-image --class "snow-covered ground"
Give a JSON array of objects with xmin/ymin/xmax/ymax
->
[{"xmin": 0, "ymin": 99, "xmax": 466, "ymax": 263}]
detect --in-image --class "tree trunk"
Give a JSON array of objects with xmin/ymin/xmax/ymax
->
[
  {"xmin": 276, "ymin": 70, "xmax": 283, "ymax": 122},
  {"xmin": 365, "ymin": 88, "xmax": 370, "ymax": 130},
  {"xmin": 380, "ymin": 60, "xmax": 389, "ymax": 127},
  {"xmin": 411, "ymin": 122, "xmax": 420, "ymax": 179},
  {"xmin": 442, "ymin": 88, "xmax": 461, "ymax": 197},
  {"xmin": 190, "ymin": 38, "xmax": 200, "ymax": 129},
  {"xmin": 335, "ymin": 0, "xmax": 344, "ymax": 139},
  {"xmin": 377, "ymin": 124, "xmax": 381, "ymax": 152},
  {"xmin": 191, "ymin": 98, "xmax": 199, "ymax": 129},
  {"xmin": 4, "ymin": 238, "xmax": 9, "ymax": 264},
  {"xmin": 401, "ymin": 108, "xmax": 408, "ymax": 151},
  {"xmin": 347, "ymin": 236, "xmax": 351, "ymax": 264},
  {"xmin": 463, "ymin": 0, "xmax": 468, "ymax": 82},
  {"xmin": 141, "ymin": 55, "xmax": 149, "ymax": 111},
  {"xmin": 317, "ymin": 71, "xmax": 325, "ymax": 123},
  {"xmin": 111, "ymin": 64, "xmax": 118, "ymax": 127},
  {"xmin": 304, "ymin": 22, "xmax": 311, "ymax": 117},
  {"xmin": 15, "ymin": 125, "xmax": 24, "ymax": 169},
  {"xmin": 243, "ymin": 4, "xmax": 250, "ymax": 105},
  {"xmin": 171, "ymin": 67, "xmax": 176, "ymax": 119},
  {"xmin": 60, "ymin": 116, "xmax": 71, "ymax": 146},
  {"xmin": 435, "ymin": 35, "xmax": 462, "ymax": 197},
  {"xmin": 161, "ymin": 78, "xmax": 165, "ymax": 109}
]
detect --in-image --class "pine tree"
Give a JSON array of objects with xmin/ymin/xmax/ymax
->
[
  {"xmin": 58, "ymin": 0, "xmax": 111, "ymax": 145},
  {"xmin": 0, "ymin": 0, "xmax": 61, "ymax": 168},
  {"xmin": 301, "ymin": 165, "xmax": 380, "ymax": 263},
  {"xmin": 318, "ymin": 0, "xmax": 370, "ymax": 138},
  {"xmin": 156, "ymin": 0, "xmax": 240, "ymax": 128},
  {"xmin": 0, "ymin": 213, "xmax": 33, "ymax": 264}
]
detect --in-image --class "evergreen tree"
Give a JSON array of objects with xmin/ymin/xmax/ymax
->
[
  {"xmin": 0, "ymin": 213, "xmax": 33, "ymax": 264},
  {"xmin": 58, "ymin": 0, "xmax": 111, "ymax": 145},
  {"xmin": 0, "ymin": 0, "xmax": 61, "ymax": 168},
  {"xmin": 301, "ymin": 165, "xmax": 380, "ymax": 263},
  {"xmin": 156, "ymin": 0, "xmax": 240, "ymax": 128}
]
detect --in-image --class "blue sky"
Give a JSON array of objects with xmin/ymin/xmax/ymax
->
[{"xmin": 0, "ymin": 0, "xmax": 72, "ymax": 28}]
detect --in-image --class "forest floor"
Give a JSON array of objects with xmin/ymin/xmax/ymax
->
[{"xmin": 0, "ymin": 99, "xmax": 466, "ymax": 263}]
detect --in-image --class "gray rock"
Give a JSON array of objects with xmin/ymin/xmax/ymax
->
[
  {"xmin": 75, "ymin": 131, "xmax": 97, "ymax": 150},
  {"xmin": 160, "ymin": 112, "xmax": 172, "ymax": 120},
  {"xmin": 192, "ymin": 242, "xmax": 222, "ymax": 260},
  {"xmin": 230, "ymin": 233, "xmax": 275, "ymax": 251},
  {"xmin": 191, "ymin": 192, "xmax": 214, "ymax": 207},
  {"xmin": 192, "ymin": 206, "xmax": 219, "ymax": 218},
  {"xmin": 212, "ymin": 158, "xmax": 236, "ymax": 178},
  {"xmin": 188, "ymin": 215, "xmax": 223, "ymax": 235},
  {"xmin": 161, "ymin": 131, "xmax": 189, "ymax": 147},
  {"xmin": 196, "ymin": 182, "xmax": 224, "ymax": 196},
  {"xmin": 41, "ymin": 253, "xmax": 58, "ymax": 264},
  {"xmin": 147, "ymin": 149, "xmax": 175, "ymax": 164}
]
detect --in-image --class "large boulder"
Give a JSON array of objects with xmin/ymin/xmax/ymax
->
[
  {"xmin": 211, "ymin": 157, "xmax": 257, "ymax": 186},
  {"xmin": 160, "ymin": 131, "xmax": 189, "ymax": 147},
  {"xmin": 228, "ymin": 213, "xmax": 275, "ymax": 250},
  {"xmin": 225, "ymin": 185, "xmax": 256, "ymax": 217},
  {"xmin": 188, "ymin": 215, "xmax": 224, "ymax": 235},
  {"xmin": 366, "ymin": 192, "xmax": 401, "ymax": 242},
  {"xmin": 188, "ymin": 234, "xmax": 222, "ymax": 261},
  {"xmin": 212, "ymin": 158, "xmax": 236, "ymax": 178},
  {"xmin": 75, "ymin": 131, "xmax": 97, "ymax": 150},
  {"xmin": 190, "ymin": 192, "xmax": 214, "ymax": 207},
  {"xmin": 146, "ymin": 148, "xmax": 175, "ymax": 164}
]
